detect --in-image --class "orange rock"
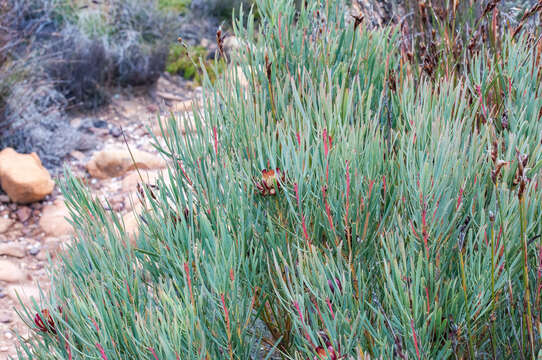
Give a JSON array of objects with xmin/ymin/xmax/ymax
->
[{"xmin": 0, "ymin": 148, "xmax": 54, "ymax": 204}]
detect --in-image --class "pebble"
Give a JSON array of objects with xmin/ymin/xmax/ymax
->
[
  {"xmin": 93, "ymin": 119, "xmax": 108, "ymax": 128},
  {"xmin": 0, "ymin": 217, "xmax": 12, "ymax": 233},
  {"xmin": 16, "ymin": 207, "xmax": 32, "ymax": 222},
  {"xmin": 0, "ymin": 243, "xmax": 25, "ymax": 258},
  {"xmin": 0, "ymin": 260, "xmax": 27, "ymax": 283},
  {"xmin": 0, "ymin": 312, "xmax": 13, "ymax": 324},
  {"xmin": 110, "ymin": 126, "xmax": 123, "ymax": 138},
  {"xmin": 30, "ymin": 202, "xmax": 43, "ymax": 210},
  {"xmin": 0, "ymin": 195, "xmax": 9, "ymax": 203},
  {"xmin": 28, "ymin": 245, "xmax": 41, "ymax": 256}
]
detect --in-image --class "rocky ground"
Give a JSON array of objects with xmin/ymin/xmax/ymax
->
[{"xmin": 0, "ymin": 73, "xmax": 201, "ymax": 358}]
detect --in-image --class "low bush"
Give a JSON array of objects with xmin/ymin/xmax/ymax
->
[
  {"xmin": 191, "ymin": 0, "xmax": 255, "ymax": 18},
  {"xmin": 166, "ymin": 44, "xmax": 226, "ymax": 84},
  {"xmin": 16, "ymin": 0, "xmax": 542, "ymax": 359},
  {"xmin": 158, "ymin": 0, "xmax": 191, "ymax": 13}
]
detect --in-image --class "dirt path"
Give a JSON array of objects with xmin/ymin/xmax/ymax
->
[{"xmin": 0, "ymin": 74, "xmax": 199, "ymax": 359}]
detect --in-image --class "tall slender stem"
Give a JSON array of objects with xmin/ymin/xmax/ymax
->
[
  {"xmin": 459, "ymin": 250, "xmax": 475, "ymax": 359},
  {"xmin": 490, "ymin": 217, "xmax": 497, "ymax": 359},
  {"xmin": 519, "ymin": 196, "xmax": 535, "ymax": 359}
]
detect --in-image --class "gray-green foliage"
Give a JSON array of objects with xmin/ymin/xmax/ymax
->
[{"xmin": 16, "ymin": 0, "xmax": 542, "ymax": 359}]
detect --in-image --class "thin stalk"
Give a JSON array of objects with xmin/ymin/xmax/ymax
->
[
  {"xmin": 490, "ymin": 218, "xmax": 497, "ymax": 359},
  {"xmin": 519, "ymin": 196, "xmax": 536, "ymax": 360},
  {"xmin": 459, "ymin": 250, "xmax": 475, "ymax": 359}
]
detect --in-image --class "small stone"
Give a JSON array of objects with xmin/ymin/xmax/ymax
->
[
  {"xmin": 4, "ymin": 332, "xmax": 13, "ymax": 340},
  {"xmin": 123, "ymin": 204, "xmax": 143, "ymax": 246},
  {"xmin": 70, "ymin": 150, "xmax": 86, "ymax": 161},
  {"xmin": 0, "ymin": 217, "xmax": 12, "ymax": 233},
  {"xmin": 36, "ymin": 238, "xmax": 63, "ymax": 261},
  {"xmin": 0, "ymin": 346, "xmax": 7, "ymax": 352},
  {"xmin": 86, "ymin": 147, "xmax": 166, "ymax": 179},
  {"xmin": 93, "ymin": 119, "xmax": 108, "ymax": 128},
  {"xmin": 0, "ymin": 148, "xmax": 55, "ymax": 204},
  {"xmin": 0, "ymin": 243, "xmax": 25, "ymax": 258},
  {"xmin": 30, "ymin": 202, "xmax": 42, "ymax": 210},
  {"xmin": 0, "ymin": 260, "xmax": 27, "ymax": 283},
  {"xmin": 89, "ymin": 127, "xmax": 110, "ymax": 137},
  {"xmin": 146, "ymin": 104, "xmax": 159, "ymax": 113},
  {"xmin": 0, "ymin": 195, "xmax": 9, "ymax": 203},
  {"xmin": 6, "ymin": 284, "xmax": 41, "ymax": 307},
  {"xmin": 110, "ymin": 126, "xmax": 123, "ymax": 138},
  {"xmin": 111, "ymin": 201, "xmax": 124, "ymax": 212},
  {"xmin": 75, "ymin": 135, "xmax": 98, "ymax": 152},
  {"xmin": 16, "ymin": 206, "xmax": 32, "ymax": 222},
  {"xmin": 0, "ymin": 312, "xmax": 12, "ymax": 323},
  {"xmin": 121, "ymin": 170, "xmax": 161, "ymax": 193},
  {"xmin": 28, "ymin": 245, "xmax": 41, "ymax": 256},
  {"xmin": 39, "ymin": 199, "xmax": 74, "ymax": 237},
  {"xmin": 152, "ymin": 113, "xmax": 196, "ymax": 137}
]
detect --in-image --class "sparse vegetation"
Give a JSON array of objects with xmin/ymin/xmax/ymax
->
[
  {"xmin": 0, "ymin": 0, "xmax": 196, "ymax": 168},
  {"xmin": 166, "ymin": 43, "xmax": 226, "ymax": 84},
  {"xmin": 158, "ymin": 0, "xmax": 191, "ymax": 13}
]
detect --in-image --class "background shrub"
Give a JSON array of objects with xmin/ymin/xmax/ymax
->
[
  {"xmin": 166, "ymin": 44, "xmax": 226, "ymax": 84},
  {"xmin": 190, "ymin": 0, "xmax": 254, "ymax": 18},
  {"xmin": 0, "ymin": 0, "xmax": 182, "ymax": 168}
]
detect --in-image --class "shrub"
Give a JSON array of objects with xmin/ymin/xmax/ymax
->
[
  {"xmin": 17, "ymin": 0, "xmax": 542, "ymax": 359},
  {"xmin": 158, "ymin": 0, "xmax": 191, "ymax": 13},
  {"xmin": 166, "ymin": 44, "xmax": 226, "ymax": 84},
  {"xmin": 191, "ymin": 0, "xmax": 255, "ymax": 18}
]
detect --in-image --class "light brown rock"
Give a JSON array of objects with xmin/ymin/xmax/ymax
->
[
  {"xmin": 15, "ymin": 206, "xmax": 32, "ymax": 222},
  {"xmin": 0, "ymin": 260, "xmax": 27, "ymax": 283},
  {"xmin": 226, "ymin": 66, "xmax": 250, "ymax": 88},
  {"xmin": 0, "ymin": 148, "xmax": 54, "ymax": 204},
  {"xmin": 152, "ymin": 113, "xmax": 196, "ymax": 137},
  {"xmin": 36, "ymin": 238, "xmax": 64, "ymax": 261},
  {"xmin": 0, "ymin": 217, "xmax": 12, "ymax": 233},
  {"xmin": 123, "ymin": 203, "xmax": 143, "ymax": 246},
  {"xmin": 86, "ymin": 148, "xmax": 166, "ymax": 179},
  {"xmin": 123, "ymin": 212, "xmax": 139, "ymax": 246},
  {"xmin": 173, "ymin": 99, "xmax": 202, "ymax": 113},
  {"xmin": 7, "ymin": 284, "xmax": 42, "ymax": 307},
  {"xmin": 0, "ymin": 243, "xmax": 25, "ymax": 258},
  {"xmin": 121, "ymin": 170, "xmax": 162, "ymax": 193},
  {"xmin": 39, "ymin": 199, "xmax": 74, "ymax": 237}
]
